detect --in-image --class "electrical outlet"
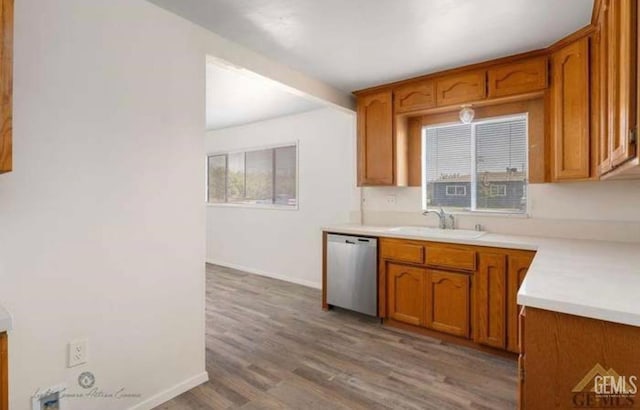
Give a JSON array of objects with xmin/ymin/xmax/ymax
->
[
  {"xmin": 67, "ymin": 339, "xmax": 88, "ymax": 368},
  {"xmin": 385, "ymin": 195, "xmax": 397, "ymax": 206}
]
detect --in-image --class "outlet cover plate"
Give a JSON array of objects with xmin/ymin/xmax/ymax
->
[{"xmin": 67, "ymin": 339, "xmax": 88, "ymax": 368}]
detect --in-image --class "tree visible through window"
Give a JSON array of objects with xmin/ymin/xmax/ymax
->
[
  {"xmin": 207, "ymin": 144, "xmax": 297, "ymax": 207},
  {"xmin": 422, "ymin": 115, "xmax": 527, "ymax": 213}
]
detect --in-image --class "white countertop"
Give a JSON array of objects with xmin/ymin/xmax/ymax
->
[
  {"xmin": 323, "ymin": 224, "xmax": 640, "ymax": 327},
  {"xmin": 0, "ymin": 304, "xmax": 12, "ymax": 333}
]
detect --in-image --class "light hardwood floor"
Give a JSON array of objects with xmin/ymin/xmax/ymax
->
[{"xmin": 156, "ymin": 264, "xmax": 517, "ymax": 410}]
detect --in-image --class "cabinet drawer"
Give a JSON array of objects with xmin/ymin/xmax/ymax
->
[
  {"xmin": 435, "ymin": 70, "xmax": 487, "ymax": 106},
  {"xmin": 381, "ymin": 240, "xmax": 424, "ymax": 264},
  {"xmin": 425, "ymin": 246, "xmax": 476, "ymax": 271},
  {"xmin": 488, "ymin": 57, "xmax": 548, "ymax": 98},
  {"xmin": 394, "ymin": 80, "xmax": 436, "ymax": 113}
]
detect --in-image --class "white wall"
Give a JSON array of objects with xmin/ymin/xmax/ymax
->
[
  {"xmin": 0, "ymin": 1, "xmax": 207, "ymax": 409},
  {"xmin": 206, "ymin": 109, "xmax": 361, "ymax": 288},
  {"xmin": 0, "ymin": 1, "xmax": 353, "ymax": 409},
  {"xmin": 2, "ymin": 1, "xmax": 633, "ymax": 409},
  {"xmin": 363, "ymin": 179, "xmax": 640, "ymax": 242}
]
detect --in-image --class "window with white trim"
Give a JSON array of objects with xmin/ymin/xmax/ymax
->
[
  {"xmin": 207, "ymin": 144, "xmax": 297, "ymax": 207},
  {"xmin": 445, "ymin": 185, "xmax": 467, "ymax": 196},
  {"xmin": 490, "ymin": 184, "xmax": 507, "ymax": 197},
  {"xmin": 422, "ymin": 115, "xmax": 527, "ymax": 213}
]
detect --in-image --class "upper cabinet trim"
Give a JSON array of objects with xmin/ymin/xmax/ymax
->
[{"xmin": 352, "ymin": 48, "xmax": 549, "ymax": 96}]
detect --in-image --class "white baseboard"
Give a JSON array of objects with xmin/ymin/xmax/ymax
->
[
  {"xmin": 207, "ymin": 259, "xmax": 322, "ymax": 289},
  {"xmin": 128, "ymin": 371, "xmax": 209, "ymax": 410}
]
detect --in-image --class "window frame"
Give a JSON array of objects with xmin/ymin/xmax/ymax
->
[
  {"xmin": 445, "ymin": 185, "xmax": 467, "ymax": 196},
  {"xmin": 489, "ymin": 184, "xmax": 507, "ymax": 197},
  {"xmin": 206, "ymin": 141, "xmax": 299, "ymax": 210},
  {"xmin": 421, "ymin": 113, "xmax": 529, "ymax": 216}
]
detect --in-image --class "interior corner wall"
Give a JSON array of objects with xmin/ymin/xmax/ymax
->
[{"xmin": 205, "ymin": 108, "xmax": 361, "ymax": 288}]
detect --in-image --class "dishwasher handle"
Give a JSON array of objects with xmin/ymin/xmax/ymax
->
[{"xmin": 327, "ymin": 234, "xmax": 377, "ymax": 247}]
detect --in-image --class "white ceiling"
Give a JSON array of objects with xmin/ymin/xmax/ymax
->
[
  {"xmin": 206, "ymin": 61, "xmax": 322, "ymax": 130},
  {"xmin": 150, "ymin": 0, "xmax": 594, "ymax": 92}
]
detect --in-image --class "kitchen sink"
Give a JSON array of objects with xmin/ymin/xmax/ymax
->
[{"xmin": 385, "ymin": 226, "xmax": 486, "ymax": 240}]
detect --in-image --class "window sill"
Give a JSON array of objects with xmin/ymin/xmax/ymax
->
[
  {"xmin": 206, "ymin": 202, "xmax": 299, "ymax": 211},
  {"xmin": 424, "ymin": 209, "xmax": 530, "ymax": 218}
]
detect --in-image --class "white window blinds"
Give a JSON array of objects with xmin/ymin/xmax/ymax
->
[{"xmin": 423, "ymin": 115, "xmax": 527, "ymax": 213}]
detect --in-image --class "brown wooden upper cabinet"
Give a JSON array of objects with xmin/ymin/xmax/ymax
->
[
  {"xmin": 435, "ymin": 70, "xmax": 487, "ymax": 106},
  {"xmin": 0, "ymin": 0, "xmax": 13, "ymax": 175},
  {"xmin": 487, "ymin": 57, "xmax": 548, "ymax": 98},
  {"xmin": 394, "ymin": 79, "xmax": 436, "ymax": 114},
  {"xmin": 357, "ymin": 91, "xmax": 395, "ymax": 186},
  {"xmin": 597, "ymin": 0, "xmax": 638, "ymax": 176},
  {"xmin": 596, "ymin": 1, "xmax": 612, "ymax": 175},
  {"xmin": 354, "ymin": 1, "xmax": 640, "ymax": 185},
  {"xmin": 550, "ymin": 37, "xmax": 592, "ymax": 181}
]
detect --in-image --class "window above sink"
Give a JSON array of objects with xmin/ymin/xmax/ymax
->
[{"xmin": 422, "ymin": 114, "xmax": 528, "ymax": 215}]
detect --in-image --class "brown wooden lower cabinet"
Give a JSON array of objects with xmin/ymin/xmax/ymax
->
[
  {"xmin": 386, "ymin": 261, "xmax": 471, "ymax": 338},
  {"xmin": 378, "ymin": 237, "xmax": 536, "ymax": 355},
  {"xmin": 0, "ymin": 332, "xmax": 7, "ymax": 410},
  {"xmin": 520, "ymin": 307, "xmax": 640, "ymax": 409},
  {"xmin": 507, "ymin": 252, "xmax": 535, "ymax": 353},
  {"xmin": 475, "ymin": 252, "xmax": 508, "ymax": 349},
  {"xmin": 425, "ymin": 269, "xmax": 470, "ymax": 338},
  {"xmin": 386, "ymin": 262, "xmax": 426, "ymax": 326}
]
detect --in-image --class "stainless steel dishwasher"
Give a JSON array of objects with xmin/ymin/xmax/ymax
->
[{"xmin": 326, "ymin": 234, "xmax": 377, "ymax": 317}]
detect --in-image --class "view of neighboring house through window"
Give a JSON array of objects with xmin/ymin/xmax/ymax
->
[
  {"xmin": 445, "ymin": 185, "xmax": 467, "ymax": 196},
  {"xmin": 207, "ymin": 144, "xmax": 297, "ymax": 207},
  {"xmin": 422, "ymin": 115, "xmax": 527, "ymax": 213}
]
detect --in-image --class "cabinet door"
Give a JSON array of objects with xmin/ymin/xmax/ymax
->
[
  {"xmin": 488, "ymin": 57, "xmax": 548, "ymax": 98},
  {"xmin": 506, "ymin": 252, "xmax": 535, "ymax": 353},
  {"xmin": 425, "ymin": 270, "xmax": 470, "ymax": 338},
  {"xmin": 608, "ymin": 0, "xmax": 637, "ymax": 168},
  {"xmin": 551, "ymin": 37, "xmax": 591, "ymax": 180},
  {"xmin": 357, "ymin": 91, "xmax": 394, "ymax": 186},
  {"xmin": 0, "ymin": 332, "xmax": 6, "ymax": 410},
  {"xmin": 476, "ymin": 252, "xmax": 507, "ymax": 348},
  {"xmin": 394, "ymin": 80, "xmax": 435, "ymax": 113},
  {"xmin": 435, "ymin": 70, "xmax": 486, "ymax": 107},
  {"xmin": 0, "ymin": 0, "xmax": 13, "ymax": 174},
  {"xmin": 517, "ymin": 309, "xmax": 526, "ymax": 410},
  {"xmin": 387, "ymin": 263, "xmax": 426, "ymax": 326},
  {"xmin": 596, "ymin": 1, "xmax": 613, "ymax": 174}
]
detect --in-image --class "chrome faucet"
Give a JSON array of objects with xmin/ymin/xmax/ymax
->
[{"xmin": 422, "ymin": 208, "xmax": 454, "ymax": 229}]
